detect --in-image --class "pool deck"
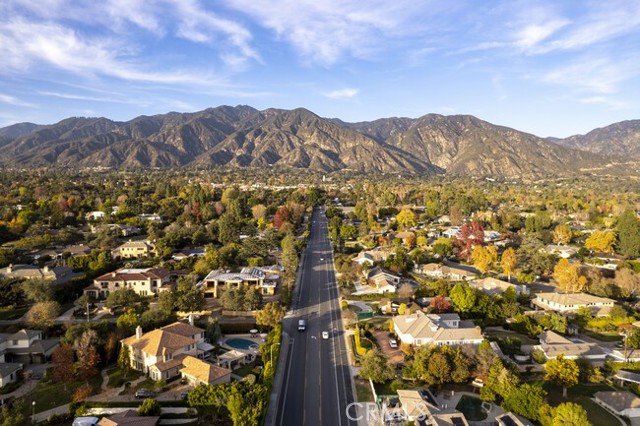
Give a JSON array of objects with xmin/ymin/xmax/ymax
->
[{"xmin": 220, "ymin": 333, "xmax": 266, "ymax": 354}]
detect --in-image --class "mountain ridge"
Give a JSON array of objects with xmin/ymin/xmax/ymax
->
[{"xmin": 0, "ymin": 105, "xmax": 625, "ymax": 178}]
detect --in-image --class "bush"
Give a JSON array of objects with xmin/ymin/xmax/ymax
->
[
  {"xmin": 531, "ymin": 348, "xmax": 547, "ymax": 364},
  {"xmin": 138, "ymin": 398, "xmax": 161, "ymax": 416}
]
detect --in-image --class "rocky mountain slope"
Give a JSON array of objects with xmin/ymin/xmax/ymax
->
[
  {"xmin": 551, "ymin": 120, "xmax": 640, "ymax": 159},
  {"xmin": 0, "ymin": 105, "xmax": 611, "ymax": 178}
]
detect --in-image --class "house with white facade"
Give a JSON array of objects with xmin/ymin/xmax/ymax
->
[
  {"xmin": 469, "ymin": 277, "xmax": 529, "ymax": 297},
  {"xmin": 201, "ymin": 267, "xmax": 276, "ymax": 298},
  {"xmin": 84, "ymin": 267, "xmax": 181, "ymax": 298},
  {"xmin": 111, "ymin": 240, "xmax": 157, "ymax": 259},
  {"xmin": 414, "ymin": 263, "xmax": 478, "ymax": 281},
  {"xmin": 594, "ymin": 391, "xmax": 640, "ymax": 418},
  {"xmin": 532, "ymin": 292, "xmax": 615, "ymax": 317},
  {"xmin": 393, "ymin": 311, "xmax": 483, "ymax": 347},
  {"xmin": 0, "ymin": 329, "xmax": 59, "ymax": 364}
]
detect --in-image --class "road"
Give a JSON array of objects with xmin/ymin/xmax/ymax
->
[{"xmin": 275, "ymin": 206, "xmax": 357, "ymax": 426}]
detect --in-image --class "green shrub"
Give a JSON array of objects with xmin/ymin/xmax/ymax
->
[{"xmin": 138, "ymin": 398, "xmax": 161, "ymax": 416}]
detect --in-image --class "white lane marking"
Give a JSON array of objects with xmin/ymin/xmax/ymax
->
[{"xmin": 279, "ymin": 338, "xmax": 295, "ymax": 426}]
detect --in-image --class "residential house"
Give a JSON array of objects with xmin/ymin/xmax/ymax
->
[
  {"xmin": 97, "ymin": 410, "xmax": 159, "ymax": 426},
  {"xmin": 531, "ymin": 292, "xmax": 615, "ymax": 317},
  {"xmin": 534, "ymin": 330, "xmax": 606, "ymax": 361},
  {"xmin": 201, "ymin": 267, "xmax": 276, "ymax": 298},
  {"xmin": 396, "ymin": 389, "xmax": 469, "ymax": 425},
  {"xmin": 0, "ymin": 329, "xmax": 59, "ymax": 364},
  {"xmin": 611, "ymin": 349, "xmax": 640, "ymax": 363},
  {"xmin": 111, "ymin": 240, "xmax": 157, "ymax": 259},
  {"xmin": 180, "ymin": 355, "xmax": 232, "ymax": 386},
  {"xmin": 362, "ymin": 267, "xmax": 401, "ymax": 294},
  {"xmin": 381, "ymin": 298, "xmax": 422, "ymax": 315},
  {"xmin": 352, "ymin": 248, "xmax": 391, "ymax": 266},
  {"xmin": 137, "ymin": 213, "xmax": 162, "ymax": 222},
  {"xmin": 543, "ymin": 244, "xmax": 579, "ymax": 259},
  {"xmin": 496, "ymin": 412, "xmax": 532, "ymax": 426},
  {"xmin": 469, "ymin": 277, "xmax": 529, "ymax": 297},
  {"xmin": 171, "ymin": 247, "xmax": 206, "ymax": 261},
  {"xmin": 84, "ymin": 267, "xmax": 180, "ymax": 298},
  {"xmin": 484, "ymin": 230, "xmax": 502, "ymax": 242},
  {"xmin": 442, "ymin": 226, "xmax": 461, "ymax": 238},
  {"xmin": 414, "ymin": 263, "xmax": 477, "ymax": 281},
  {"xmin": 62, "ymin": 244, "xmax": 92, "ymax": 258},
  {"xmin": 91, "ymin": 224, "xmax": 141, "ymax": 237},
  {"xmin": 121, "ymin": 322, "xmax": 217, "ymax": 382},
  {"xmin": 85, "ymin": 211, "xmax": 105, "ymax": 221},
  {"xmin": 393, "ymin": 311, "xmax": 483, "ymax": 347},
  {"xmin": 594, "ymin": 391, "xmax": 640, "ymax": 418},
  {"xmin": 0, "ymin": 264, "xmax": 81, "ymax": 285},
  {"xmin": 0, "ymin": 362, "xmax": 22, "ymax": 388}
]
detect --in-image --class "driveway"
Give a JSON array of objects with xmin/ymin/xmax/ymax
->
[{"xmin": 372, "ymin": 330, "xmax": 403, "ymax": 364}]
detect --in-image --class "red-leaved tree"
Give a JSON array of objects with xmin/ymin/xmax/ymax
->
[
  {"xmin": 455, "ymin": 221, "xmax": 485, "ymax": 260},
  {"xmin": 430, "ymin": 295, "xmax": 452, "ymax": 313}
]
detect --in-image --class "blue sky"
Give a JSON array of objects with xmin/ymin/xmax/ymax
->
[{"xmin": 1, "ymin": 0, "xmax": 639, "ymax": 137}]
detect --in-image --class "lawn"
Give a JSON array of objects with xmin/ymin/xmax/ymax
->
[
  {"xmin": 354, "ymin": 378, "xmax": 374, "ymax": 402},
  {"xmin": 106, "ymin": 366, "xmax": 143, "ymax": 388},
  {"xmin": 584, "ymin": 331, "xmax": 623, "ymax": 342},
  {"xmin": 233, "ymin": 361, "xmax": 258, "ymax": 377},
  {"xmin": 0, "ymin": 306, "xmax": 29, "ymax": 321},
  {"xmin": 484, "ymin": 329, "xmax": 539, "ymax": 345},
  {"xmin": 542, "ymin": 382, "xmax": 620, "ymax": 424},
  {"xmin": 23, "ymin": 375, "xmax": 103, "ymax": 414},
  {"xmin": 575, "ymin": 396, "xmax": 621, "ymax": 426},
  {"xmin": 373, "ymin": 381, "xmax": 397, "ymax": 397}
]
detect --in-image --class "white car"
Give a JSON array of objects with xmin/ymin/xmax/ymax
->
[
  {"xmin": 322, "ymin": 331, "xmax": 330, "ymax": 339},
  {"xmin": 389, "ymin": 339, "xmax": 398, "ymax": 348}
]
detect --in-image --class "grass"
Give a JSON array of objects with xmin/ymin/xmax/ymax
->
[
  {"xmin": 106, "ymin": 366, "xmax": 143, "ymax": 388},
  {"xmin": 354, "ymin": 378, "xmax": 374, "ymax": 402},
  {"xmin": 0, "ymin": 306, "xmax": 29, "ymax": 320},
  {"xmin": 542, "ymin": 382, "xmax": 620, "ymax": 424},
  {"xmin": 23, "ymin": 375, "xmax": 103, "ymax": 414},
  {"xmin": 233, "ymin": 361, "xmax": 258, "ymax": 377},
  {"xmin": 455, "ymin": 394, "xmax": 487, "ymax": 421},
  {"xmin": 575, "ymin": 396, "xmax": 621, "ymax": 426},
  {"xmin": 373, "ymin": 381, "xmax": 396, "ymax": 397},
  {"xmin": 584, "ymin": 331, "xmax": 623, "ymax": 342}
]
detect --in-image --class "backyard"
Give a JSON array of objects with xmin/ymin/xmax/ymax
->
[{"xmin": 543, "ymin": 382, "xmax": 621, "ymax": 425}]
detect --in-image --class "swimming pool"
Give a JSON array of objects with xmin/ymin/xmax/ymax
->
[{"xmin": 225, "ymin": 338, "xmax": 259, "ymax": 351}]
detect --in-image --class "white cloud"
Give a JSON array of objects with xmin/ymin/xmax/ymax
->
[
  {"xmin": 514, "ymin": 19, "xmax": 569, "ymax": 51},
  {"xmin": 544, "ymin": 56, "xmax": 639, "ymax": 94},
  {"xmin": 0, "ymin": 94, "xmax": 35, "ymax": 107},
  {"xmin": 223, "ymin": 0, "xmax": 440, "ymax": 65},
  {"xmin": 323, "ymin": 88, "xmax": 359, "ymax": 99}
]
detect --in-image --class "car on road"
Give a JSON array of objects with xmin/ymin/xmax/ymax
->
[
  {"xmin": 389, "ymin": 339, "xmax": 398, "ymax": 348},
  {"xmin": 298, "ymin": 319, "xmax": 306, "ymax": 332},
  {"xmin": 322, "ymin": 331, "xmax": 330, "ymax": 339},
  {"xmin": 135, "ymin": 388, "xmax": 157, "ymax": 398},
  {"xmin": 320, "ymin": 257, "xmax": 324, "ymax": 261}
]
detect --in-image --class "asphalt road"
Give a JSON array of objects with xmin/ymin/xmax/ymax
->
[{"xmin": 275, "ymin": 206, "xmax": 356, "ymax": 426}]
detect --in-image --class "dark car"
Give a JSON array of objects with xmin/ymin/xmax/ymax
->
[{"xmin": 135, "ymin": 388, "xmax": 156, "ymax": 399}]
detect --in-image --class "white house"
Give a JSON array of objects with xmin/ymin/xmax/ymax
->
[
  {"xmin": 532, "ymin": 292, "xmax": 615, "ymax": 317},
  {"xmin": 85, "ymin": 211, "xmax": 105, "ymax": 221},
  {"xmin": 534, "ymin": 330, "xmax": 606, "ymax": 360},
  {"xmin": 594, "ymin": 391, "xmax": 640, "ymax": 418},
  {"xmin": 469, "ymin": 277, "xmax": 529, "ymax": 297},
  {"xmin": 84, "ymin": 267, "xmax": 179, "ymax": 298},
  {"xmin": 393, "ymin": 311, "xmax": 483, "ymax": 347}
]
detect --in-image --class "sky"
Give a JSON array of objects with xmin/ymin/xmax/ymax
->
[{"xmin": 1, "ymin": 0, "xmax": 639, "ymax": 138}]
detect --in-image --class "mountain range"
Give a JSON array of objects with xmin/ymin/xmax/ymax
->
[{"xmin": 0, "ymin": 105, "xmax": 636, "ymax": 178}]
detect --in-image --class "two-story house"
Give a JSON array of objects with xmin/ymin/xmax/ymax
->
[
  {"xmin": 111, "ymin": 240, "xmax": 157, "ymax": 260},
  {"xmin": 121, "ymin": 322, "xmax": 219, "ymax": 382},
  {"xmin": 0, "ymin": 329, "xmax": 59, "ymax": 365},
  {"xmin": 414, "ymin": 263, "xmax": 478, "ymax": 281},
  {"xmin": 201, "ymin": 267, "xmax": 276, "ymax": 298},
  {"xmin": 84, "ymin": 268, "xmax": 180, "ymax": 298}
]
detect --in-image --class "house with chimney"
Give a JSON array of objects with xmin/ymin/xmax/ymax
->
[
  {"xmin": 84, "ymin": 267, "xmax": 182, "ymax": 298},
  {"xmin": 393, "ymin": 311, "xmax": 483, "ymax": 347},
  {"xmin": 120, "ymin": 321, "xmax": 221, "ymax": 382}
]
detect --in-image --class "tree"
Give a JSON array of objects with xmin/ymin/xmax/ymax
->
[
  {"xmin": 455, "ymin": 221, "xmax": 485, "ymax": 260},
  {"xmin": 25, "ymin": 301, "xmax": 60, "ymax": 330},
  {"xmin": 397, "ymin": 283, "xmax": 415, "ymax": 298},
  {"xmin": 397, "ymin": 303, "xmax": 407, "ymax": 315},
  {"xmin": 552, "ymin": 225, "xmax": 573, "ymax": 245},
  {"xmin": 175, "ymin": 276, "xmax": 205, "ymax": 312},
  {"xmin": 449, "ymin": 283, "xmax": 476, "ymax": 314},
  {"xmin": 432, "ymin": 238, "xmax": 454, "ymax": 258},
  {"xmin": 553, "ymin": 259, "xmax": 587, "ymax": 293},
  {"xmin": 106, "ymin": 288, "xmax": 141, "ymax": 310},
  {"xmin": 21, "ymin": 279, "xmax": 54, "ymax": 303},
  {"xmin": 396, "ymin": 209, "xmax": 417, "ymax": 229},
  {"xmin": 618, "ymin": 208, "xmax": 640, "ymax": 257},
  {"xmin": 118, "ymin": 344, "xmax": 131, "ymax": 372},
  {"xmin": 0, "ymin": 398, "xmax": 25, "ymax": 426},
  {"xmin": 430, "ymin": 295, "xmax": 451, "ymax": 313},
  {"xmin": 544, "ymin": 355, "xmax": 579, "ymax": 398},
  {"xmin": 104, "ymin": 332, "xmax": 118, "ymax": 363},
  {"xmin": 251, "ymin": 204, "xmax": 267, "ymax": 221},
  {"xmin": 138, "ymin": 398, "xmax": 162, "ymax": 416},
  {"xmin": 616, "ymin": 267, "xmax": 640, "ymax": 299},
  {"xmin": 74, "ymin": 329, "xmax": 101, "ymax": 378},
  {"xmin": 359, "ymin": 349, "xmax": 395, "ymax": 384},
  {"xmin": 188, "ymin": 383, "xmax": 231, "ymax": 424},
  {"xmin": 502, "ymin": 382, "xmax": 546, "ymax": 421},
  {"xmin": 471, "ymin": 245, "xmax": 494, "ymax": 274},
  {"xmin": 52, "ymin": 343, "xmax": 75, "ymax": 385},
  {"xmin": 501, "ymin": 248, "xmax": 517, "ymax": 282},
  {"xmin": 584, "ymin": 230, "xmax": 616, "ymax": 254},
  {"xmin": 117, "ymin": 309, "xmax": 139, "ymax": 335},
  {"xmin": 255, "ymin": 302, "xmax": 285, "ymax": 329},
  {"xmin": 475, "ymin": 341, "xmax": 497, "ymax": 380},
  {"xmin": 551, "ymin": 402, "xmax": 590, "ymax": 426},
  {"xmin": 243, "ymin": 286, "xmax": 263, "ymax": 311},
  {"xmin": 73, "ymin": 383, "xmax": 93, "ymax": 402},
  {"xmin": 339, "ymin": 224, "xmax": 357, "ymax": 240},
  {"xmin": 158, "ymin": 290, "xmax": 176, "ymax": 312},
  {"xmin": 140, "ymin": 308, "xmax": 174, "ymax": 329}
]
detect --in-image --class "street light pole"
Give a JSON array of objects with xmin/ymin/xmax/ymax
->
[{"xmin": 31, "ymin": 400, "xmax": 36, "ymax": 425}]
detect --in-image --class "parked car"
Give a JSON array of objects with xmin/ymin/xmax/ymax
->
[
  {"xmin": 322, "ymin": 331, "xmax": 330, "ymax": 339},
  {"xmin": 389, "ymin": 339, "xmax": 398, "ymax": 348},
  {"xmin": 135, "ymin": 388, "xmax": 157, "ymax": 398}
]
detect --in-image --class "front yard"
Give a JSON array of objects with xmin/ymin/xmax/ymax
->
[{"xmin": 23, "ymin": 374, "xmax": 103, "ymax": 414}]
